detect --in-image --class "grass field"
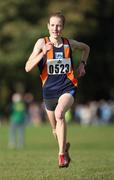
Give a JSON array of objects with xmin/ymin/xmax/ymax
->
[{"xmin": 0, "ymin": 123, "xmax": 114, "ymax": 180}]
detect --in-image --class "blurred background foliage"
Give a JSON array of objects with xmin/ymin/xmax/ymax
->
[{"xmin": 0, "ymin": 0, "xmax": 114, "ymax": 111}]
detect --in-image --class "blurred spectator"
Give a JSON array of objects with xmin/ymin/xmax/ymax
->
[
  {"xmin": 8, "ymin": 93, "xmax": 27, "ymax": 149},
  {"xmin": 109, "ymin": 101, "xmax": 114, "ymax": 123},
  {"xmin": 24, "ymin": 92, "xmax": 34, "ymax": 108},
  {"xmin": 88, "ymin": 101, "xmax": 99, "ymax": 125},
  {"xmin": 75, "ymin": 103, "xmax": 92, "ymax": 125},
  {"xmin": 97, "ymin": 100, "xmax": 112, "ymax": 124},
  {"xmin": 40, "ymin": 102, "xmax": 48, "ymax": 123},
  {"xmin": 28, "ymin": 102, "xmax": 42, "ymax": 126}
]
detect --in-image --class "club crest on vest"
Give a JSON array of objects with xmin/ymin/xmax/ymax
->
[{"xmin": 57, "ymin": 60, "xmax": 62, "ymax": 64}]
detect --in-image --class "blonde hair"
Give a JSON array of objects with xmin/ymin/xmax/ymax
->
[{"xmin": 48, "ymin": 12, "xmax": 65, "ymax": 26}]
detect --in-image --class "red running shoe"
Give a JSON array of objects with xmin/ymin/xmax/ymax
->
[
  {"xmin": 58, "ymin": 154, "xmax": 69, "ymax": 168},
  {"xmin": 58, "ymin": 142, "xmax": 71, "ymax": 168}
]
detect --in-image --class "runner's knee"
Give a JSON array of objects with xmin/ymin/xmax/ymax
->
[{"xmin": 55, "ymin": 107, "xmax": 64, "ymax": 121}]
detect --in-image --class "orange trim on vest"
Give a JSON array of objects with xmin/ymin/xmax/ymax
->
[
  {"xmin": 63, "ymin": 38, "xmax": 70, "ymax": 59},
  {"xmin": 40, "ymin": 65, "xmax": 48, "ymax": 85},
  {"xmin": 40, "ymin": 37, "xmax": 48, "ymax": 86},
  {"xmin": 40, "ymin": 37, "xmax": 54, "ymax": 85},
  {"xmin": 63, "ymin": 39, "xmax": 78, "ymax": 86},
  {"xmin": 45, "ymin": 37, "xmax": 53, "ymax": 59},
  {"xmin": 67, "ymin": 70, "xmax": 78, "ymax": 86},
  {"xmin": 47, "ymin": 49, "xmax": 53, "ymax": 59}
]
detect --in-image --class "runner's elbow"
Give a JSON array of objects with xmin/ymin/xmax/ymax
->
[
  {"xmin": 25, "ymin": 63, "xmax": 31, "ymax": 72},
  {"xmin": 86, "ymin": 44, "xmax": 90, "ymax": 52}
]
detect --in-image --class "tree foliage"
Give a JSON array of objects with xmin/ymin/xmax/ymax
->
[{"xmin": 0, "ymin": 0, "xmax": 114, "ymax": 110}]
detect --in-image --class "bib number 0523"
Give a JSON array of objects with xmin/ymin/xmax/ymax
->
[
  {"xmin": 49, "ymin": 64, "xmax": 70, "ymax": 74},
  {"xmin": 47, "ymin": 58, "xmax": 71, "ymax": 75}
]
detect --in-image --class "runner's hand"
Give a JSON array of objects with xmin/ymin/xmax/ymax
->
[
  {"xmin": 42, "ymin": 42, "xmax": 53, "ymax": 55},
  {"xmin": 77, "ymin": 63, "xmax": 86, "ymax": 78}
]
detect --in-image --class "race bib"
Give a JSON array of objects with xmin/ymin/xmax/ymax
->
[{"xmin": 47, "ymin": 58, "xmax": 71, "ymax": 75}]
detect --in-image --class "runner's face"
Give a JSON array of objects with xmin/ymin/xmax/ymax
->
[{"xmin": 47, "ymin": 17, "xmax": 64, "ymax": 38}]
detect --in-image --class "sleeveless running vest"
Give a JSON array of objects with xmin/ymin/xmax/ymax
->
[{"xmin": 38, "ymin": 37, "xmax": 78, "ymax": 99}]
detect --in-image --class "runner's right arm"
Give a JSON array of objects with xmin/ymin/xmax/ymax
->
[
  {"xmin": 25, "ymin": 38, "xmax": 44, "ymax": 72},
  {"xmin": 25, "ymin": 39, "xmax": 53, "ymax": 72}
]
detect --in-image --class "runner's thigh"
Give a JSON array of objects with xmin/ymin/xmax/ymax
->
[{"xmin": 57, "ymin": 93, "xmax": 74, "ymax": 113}]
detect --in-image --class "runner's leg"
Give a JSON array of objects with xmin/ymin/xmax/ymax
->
[
  {"xmin": 55, "ymin": 93, "xmax": 74, "ymax": 155},
  {"xmin": 46, "ymin": 109, "xmax": 57, "ymax": 139}
]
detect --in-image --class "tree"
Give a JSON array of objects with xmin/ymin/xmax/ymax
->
[{"xmin": 0, "ymin": 0, "xmax": 114, "ymax": 111}]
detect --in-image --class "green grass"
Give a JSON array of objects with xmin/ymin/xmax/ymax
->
[{"xmin": 0, "ymin": 124, "xmax": 114, "ymax": 180}]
